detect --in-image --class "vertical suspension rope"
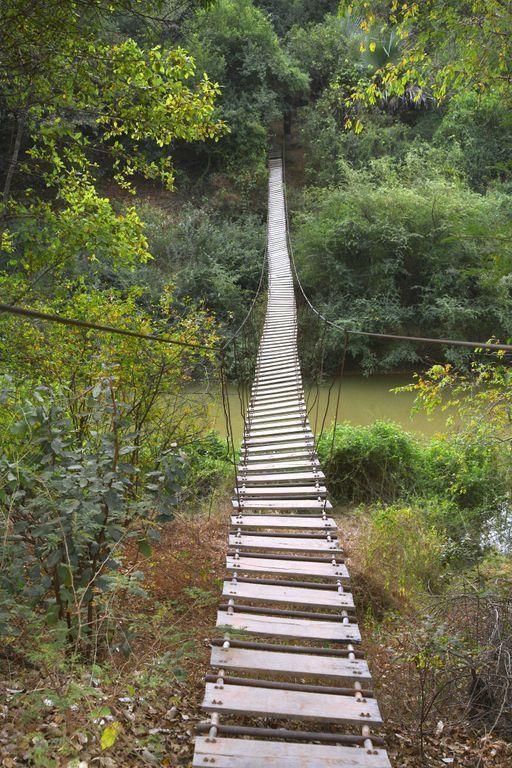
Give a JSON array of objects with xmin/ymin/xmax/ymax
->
[{"xmin": 329, "ymin": 330, "xmax": 349, "ymax": 464}]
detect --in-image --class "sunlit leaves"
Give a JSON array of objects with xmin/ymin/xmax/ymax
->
[{"xmin": 346, "ymin": 0, "xmax": 512, "ymax": 112}]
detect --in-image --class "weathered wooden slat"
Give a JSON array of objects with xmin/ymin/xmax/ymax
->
[
  {"xmin": 210, "ymin": 645, "xmax": 368, "ymax": 680},
  {"xmin": 238, "ymin": 460, "xmax": 320, "ymax": 472},
  {"xmin": 217, "ymin": 611, "xmax": 361, "ymax": 643},
  {"xmin": 232, "ymin": 499, "xmax": 331, "ymax": 511},
  {"xmin": 230, "ymin": 514, "xmax": 335, "ymax": 529},
  {"xmin": 202, "ymin": 683, "xmax": 380, "ymax": 725},
  {"xmin": 242, "ymin": 450, "xmax": 315, "ymax": 461},
  {"xmin": 236, "ymin": 486, "xmax": 326, "ymax": 498},
  {"xmin": 241, "ymin": 451, "xmax": 317, "ymax": 462},
  {"xmin": 236, "ymin": 471, "xmax": 324, "ymax": 483},
  {"xmin": 222, "ymin": 581, "xmax": 353, "ymax": 609},
  {"xmin": 245, "ymin": 426, "xmax": 309, "ymax": 439},
  {"xmin": 247, "ymin": 413, "xmax": 305, "ymax": 425},
  {"xmin": 250, "ymin": 396, "xmax": 305, "ymax": 408},
  {"xmin": 246, "ymin": 420, "xmax": 308, "ymax": 433},
  {"xmin": 228, "ymin": 534, "xmax": 339, "ymax": 552},
  {"xmin": 193, "ymin": 737, "xmax": 390, "ymax": 768},
  {"xmin": 226, "ymin": 555, "xmax": 347, "ymax": 579},
  {"xmin": 244, "ymin": 437, "xmax": 315, "ymax": 450}
]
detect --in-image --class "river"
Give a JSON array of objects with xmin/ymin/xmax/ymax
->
[{"xmin": 201, "ymin": 373, "xmax": 450, "ymax": 444}]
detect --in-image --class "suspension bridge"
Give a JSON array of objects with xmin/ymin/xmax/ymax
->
[
  {"xmin": 3, "ymin": 148, "xmax": 509, "ymax": 767},
  {"xmin": 192, "ymin": 155, "xmax": 390, "ymax": 767}
]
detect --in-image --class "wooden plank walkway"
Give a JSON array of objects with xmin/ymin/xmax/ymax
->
[{"xmin": 193, "ymin": 155, "xmax": 389, "ymax": 765}]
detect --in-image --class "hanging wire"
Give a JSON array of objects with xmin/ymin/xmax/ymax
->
[
  {"xmin": 0, "ymin": 302, "xmax": 216, "ymax": 350},
  {"xmin": 329, "ymin": 331, "xmax": 349, "ymax": 464},
  {"xmin": 219, "ymin": 351, "xmax": 242, "ymax": 509},
  {"xmin": 317, "ymin": 329, "xmax": 348, "ymax": 449},
  {"xmin": 221, "ymin": 244, "xmax": 268, "ymax": 351},
  {"xmin": 312, "ymin": 317, "xmax": 328, "ymax": 437}
]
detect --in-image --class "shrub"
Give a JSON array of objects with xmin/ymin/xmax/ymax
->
[
  {"xmin": 361, "ymin": 503, "xmax": 446, "ymax": 601},
  {"xmin": 139, "ymin": 202, "xmax": 265, "ymax": 331},
  {"xmin": 435, "ymin": 91, "xmax": 512, "ymax": 192},
  {"xmin": 319, "ymin": 419, "xmax": 508, "ymax": 565},
  {"xmin": 317, "ymin": 421, "xmax": 422, "ymax": 504},
  {"xmin": 0, "ymin": 379, "xmax": 183, "ymax": 649},
  {"xmin": 292, "ymin": 172, "xmax": 512, "ymax": 372},
  {"xmin": 181, "ymin": 430, "xmax": 232, "ymax": 498}
]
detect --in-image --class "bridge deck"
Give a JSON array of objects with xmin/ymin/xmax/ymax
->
[{"xmin": 193, "ymin": 157, "xmax": 389, "ymax": 766}]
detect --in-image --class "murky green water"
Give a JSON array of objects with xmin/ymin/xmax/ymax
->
[{"xmin": 200, "ymin": 373, "xmax": 450, "ymax": 445}]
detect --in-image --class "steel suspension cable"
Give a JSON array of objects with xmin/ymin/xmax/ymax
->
[{"xmin": 0, "ymin": 302, "xmax": 217, "ymax": 351}]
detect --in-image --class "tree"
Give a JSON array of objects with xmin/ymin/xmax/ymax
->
[
  {"xmin": 183, "ymin": 0, "xmax": 308, "ymax": 166},
  {"xmin": 0, "ymin": 0, "xmax": 227, "ymax": 299},
  {"xmin": 345, "ymin": 1, "xmax": 512, "ymax": 109}
]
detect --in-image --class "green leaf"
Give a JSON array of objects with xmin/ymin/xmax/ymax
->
[{"xmin": 138, "ymin": 538, "xmax": 151, "ymax": 557}]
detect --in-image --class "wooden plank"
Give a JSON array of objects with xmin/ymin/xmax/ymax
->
[
  {"xmin": 222, "ymin": 581, "xmax": 353, "ymax": 609},
  {"xmin": 239, "ymin": 460, "xmax": 320, "ymax": 471},
  {"xmin": 244, "ymin": 434, "xmax": 314, "ymax": 447},
  {"xmin": 245, "ymin": 425, "xmax": 309, "ymax": 438},
  {"xmin": 247, "ymin": 414, "xmax": 305, "ymax": 427},
  {"xmin": 217, "ymin": 611, "xmax": 361, "ymax": 643},
  {"xmin": 210, "ymin": 646, "xmax": 369, "ymax": 680},
  {"xmin": 237, "ymin": 472, "xmax": 325, "ymax": 483},
  {"xmin": 202, "ymin": 683, "xmax": 380, "ymax": 725},
  {"xmin": 230, "ymin": 514, "xmax": 336, "ymax": 529},
  {"xmin": 251, "ymin": 388, "xmax": 303, "ymax": 401},
  {"xmin": 232, "ymin": 499, "xmax": 332, "ymax": 511},
  {"xmin": 250, "ymin": 397, "xmax": 305, "ymax": 410},
  {"xmin": 256, "ymin": 360, "xmax": 299, "ymax": 370},
  {"xmin": 247, "ymin": 419, "xmax": 307, "ymax": 431},
  {"xmin": 242, "ymin": 452, "xmax": 317, "ymax": 463},
  {"xmin": 251, "ymin": 386, "xmax": 303, "ymax": 408},
  {"xmin": 193, "ymin": 737, "xmax": 390, "ymax": 768},
  {"xmin": 253, "ymin": 373, "xmax": 302, "ymax": 389},
  {"xmin": 226, "ymin": 555, "xmax": 347, "ymax": 579},
  {"xmin": 248, "ymin": 406, "xmax": 306, "ymax": 419},
  {"xmin": 236, "ymin": 486, "xmax": 326, "ymax": 498},
  {"xmin": 228, "ymin": 534, "xmax": 339, "ymax": 552},
  {"xmin": 252, "ymin": 380, "xmax": 301, "ymax": 391},
  {"xmin": 243, "ymin": 443, "xmax": 315, "ymax": 455}
]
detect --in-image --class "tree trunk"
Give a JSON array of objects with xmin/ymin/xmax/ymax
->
[{"xmin": 3, "ymin": 113, "xmax": 25, "ymax": 204}]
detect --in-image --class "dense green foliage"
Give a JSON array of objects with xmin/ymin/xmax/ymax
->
[
  {"xmin": 0, "ymin": 378, "xmax": 184, "ymax": 644},
  {"xmin": 286, "ymin": 5, "xmax": 512, "ymax": 371},
  {"xmin": 184, "ymin": 0, "xmax": 308, "ymax": 169},
  {"xmin": 293, "ymin": 166, "xmax": 512, "ymax": 371},
  {"xmin": 318, "ymin": 419, "xmax": 507, "ymax": 565}
]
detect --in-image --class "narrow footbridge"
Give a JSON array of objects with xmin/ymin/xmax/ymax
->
[{"xmin": 193, "ymin": 157, "xmax": 390, "ymax": 767}]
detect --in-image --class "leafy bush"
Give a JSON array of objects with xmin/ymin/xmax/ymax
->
[
  {"xmin": 362, "ymin": 503, "xmax": 446, "ymax": 600},
  {"xmin": 139, "ymin": 202, "xmax": 265, "ymax": 330},
  {"xmin": 181, "ymin": 431, "xmax": 232, "ymax": 497},
  {"xmin": 292, "ymin": 169, "xmax": 512, "ymax": 371},
  {"xmin": 317, "ymin": 421, "xmax": 422, "ymax": 504},
  {"xmin": 319, "ymin": 419, "xmax": 506, "ymax": 564},
  {"xmin": 434, "ymin": 92, "xmax": 512, "ymax": 192},
  {"xmin": 0, "ymin": 379, "xmax": 184, "ymax": 648}
]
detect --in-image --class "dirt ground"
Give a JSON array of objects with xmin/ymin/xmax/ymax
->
[{"xmin": 1, "ymin": 505, "xmax": 511, "ymax": 766}]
